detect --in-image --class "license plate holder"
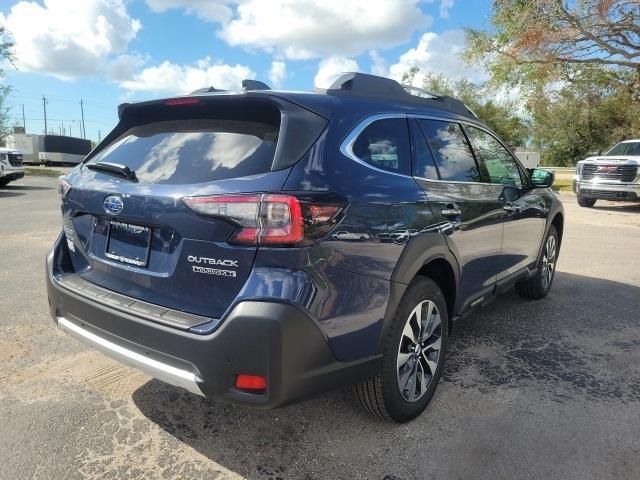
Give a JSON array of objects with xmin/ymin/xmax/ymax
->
[{"xmin": 105, "ymin": 221, "xmax": 151, "ymax": 267}]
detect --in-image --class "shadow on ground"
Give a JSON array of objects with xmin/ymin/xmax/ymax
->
[
  {"xmin": 590, "ymin": 203, "xmax": 640, "ymax": 213},
  {"xmin": 1, "ymin": 184, "xmax": 54, "ymax": 191},
  {"xmin": 132, "ymin": 272, "xmax": 640, "ymax": 479}
]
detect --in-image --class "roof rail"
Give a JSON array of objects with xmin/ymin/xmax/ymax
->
[
  {"xmin": 242, "ymin": 79, "xmax": 271, "ymax": 91},
  {"xmin": 323, "ymin": 72, "xmax": 477, "ymax": 119}
]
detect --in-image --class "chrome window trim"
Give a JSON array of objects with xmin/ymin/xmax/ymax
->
[
  {"xmin": 339, "ymin": 113, "xmax": 411, "ymax": 179},
  {"xmin": 340, "ymin": 112, "xmax": 528, "ymax": 188}
]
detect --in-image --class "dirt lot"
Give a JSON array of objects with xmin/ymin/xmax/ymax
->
[{"xmin": 1, "ymin": 175, "xmax": 639, "ymax": 480}]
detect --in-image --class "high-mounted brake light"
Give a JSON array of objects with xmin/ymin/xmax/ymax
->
[
  {"xmin": 163, "ymin": 97, "xmax": 200, "ymax": 106},
  {"xmin": 58, "ymin": 175, "xmax": 72, "ymax": 199},
  {"xmin": 182, "ymin": 193, "xmax": 346, "ymax": 246}
]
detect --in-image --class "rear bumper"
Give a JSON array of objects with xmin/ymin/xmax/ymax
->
[
  {"xmin": 46, "ymin": 237, "xmax": 379, "ymax": 407},
  {"xmin": 575, "ymin": 181, "xmax": 640, "ymax": 201}
]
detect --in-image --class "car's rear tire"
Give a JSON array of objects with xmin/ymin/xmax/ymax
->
[
  {"xmin": 577, "ymin": 196, "xmax": 596, "ymax": 208},
  {"xmin": 515, "ymin": 225, "xmax": 559, "ymax": 300},
  {"xmin": 353, "ymin": 277, "xmax": 448, "ymax": 423}
]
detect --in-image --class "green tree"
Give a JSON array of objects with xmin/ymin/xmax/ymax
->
[
  {"xmin": 530, "ymin": 69, "xmax": 640, "ymax": 166},
  {"xmin": 464, "ymin": 0, "xmax": 640, "ymax": 165},
  {"xmin": 465, "ymin": 0, "xmax": 640, "ymax": 92},
  {"xmin": 0, "ymin": 26, "xmax": 14, "ymax": 146},
  {"xmin": 404, "ymin": 70, "xmax": 529, "ymax": 149}
]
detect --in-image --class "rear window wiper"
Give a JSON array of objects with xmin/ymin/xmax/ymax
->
[{"xmin": 86, "ymin": 162, "xmax": 138, "ymax": 182}]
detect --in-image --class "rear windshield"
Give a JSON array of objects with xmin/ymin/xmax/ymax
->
[{"xmin": 87, "ymin": 119, "xmax": 279, "ymax": 184}]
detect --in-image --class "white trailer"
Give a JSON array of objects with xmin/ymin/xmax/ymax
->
[
  {"xmin": 514, "ymin": 150, "xmax": 541, "ymax": 169},
  {"xmin": 7, "ymin": 133, "xmax": 42, "ymax": 164}
]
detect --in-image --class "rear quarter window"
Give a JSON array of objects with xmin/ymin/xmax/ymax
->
[
  {"xmin": 351, "ymin": 118, "xmax": 411, "ymax": 174},
  {"xmin": 87, "ymin": 119, "xmax": 279, "ymax": 184}
]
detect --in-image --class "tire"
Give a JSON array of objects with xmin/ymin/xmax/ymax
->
[
  {"xmin": 515, "ymin": 225, "xmax": 559, "ymax": 300},
  {"xmin": 577, "ymin": 196, "xmax": 596, "ymax": 208},
  {"xmin": 354, "ymin": 277, "xmax": 448, "ymax": 423},
  {"xmin": 0, "ymin": 179, "xmax": 10, "ymax": 187}
]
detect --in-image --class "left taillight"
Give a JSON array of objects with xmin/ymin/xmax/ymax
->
[
  {"xmin": 58, "ymin": 176, "xmax": 71, "ymax": 200},
  {"xmin": 182, "ymin": 193, "xmax": 346, "ymax": 246}
]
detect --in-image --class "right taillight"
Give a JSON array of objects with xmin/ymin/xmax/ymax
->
[{"xmin": 182, "ymin": 193, "xmax": 346, "ymax": 246}]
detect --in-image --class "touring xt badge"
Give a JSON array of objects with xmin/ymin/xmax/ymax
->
[{"xmin": 187, "ymin": 255, "xmax": 238, "ymax": 278}]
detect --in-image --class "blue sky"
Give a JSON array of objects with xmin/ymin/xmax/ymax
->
[{"xmin": 0, "ymin": 0, "xmax": 491, "ymax": 142}]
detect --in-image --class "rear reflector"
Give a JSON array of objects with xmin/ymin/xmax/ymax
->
[
  {"xmin": 164, "ymin": 97, "xmax": 200, "ymax": 106},
  {"xmin": 235, "ymin": 374, "xmax": 267, "ymax": 392},
  {"xmin": 183, "ymin": 193, "xmax": 345, "ymax": 246}
]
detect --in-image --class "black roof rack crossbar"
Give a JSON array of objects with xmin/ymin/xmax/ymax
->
[
  {"xmin": 242, "ymin": 79, "xmax": 271, "ymax": 91},
  {"xmin": 190, "ymin": 86, "xmax": 228, "ymax": 94},
  {"xmin": 323, "ymin": 72, "xmax": 477, "ymax": 119}
]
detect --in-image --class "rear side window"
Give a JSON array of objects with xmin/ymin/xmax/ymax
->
[
  {"xmin": 87, "ymin": 119, "xmax": 279, "ymax": 185},
  {"xmin": 352, "ymin": 118, "xmax": 410, "ymax": 174},
  {"xmin": 418, "ymin": 119, "xmax": 481, "ymax": 182}
]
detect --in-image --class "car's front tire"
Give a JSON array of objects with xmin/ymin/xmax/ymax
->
[
  {"xmin": 353, "ymin": 277, "xmax": 447, "ymax": 423},
  {"xmin": 577, "ymin": 196, "xmax": 596, "ymax": 208},
  {"xmin": 515, "ymin": 225, "xmax": 559, "ymax": 300}
]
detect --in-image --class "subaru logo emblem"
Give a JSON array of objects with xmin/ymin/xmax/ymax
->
[{"xmin": 103, "ymin": 195, "xmax": 124, "ymax": 215}]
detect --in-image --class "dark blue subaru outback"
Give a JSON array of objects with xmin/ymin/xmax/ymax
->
[{"xmin": 46, "ymin": 73, "xmax": 563, "ymax": 422}]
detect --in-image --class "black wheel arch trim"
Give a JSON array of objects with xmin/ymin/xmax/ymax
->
[{"xmin": 379, "ymin": 233, "xmax": 460, "ymax": 353}]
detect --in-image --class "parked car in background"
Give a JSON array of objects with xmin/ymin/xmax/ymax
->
[
  {"xmin": 574, "ymin": 140, "xmax": 640, "ymax": 207},
  {"xmin": 0, "ymin": 147, "xmax": 25, "ymax": 186},
  {"xmin": 47, "ymin": 73, "xmax": 563, "ymax": 423}
]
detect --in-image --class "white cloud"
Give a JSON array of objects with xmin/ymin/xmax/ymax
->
[
  {"xmin": 115, "ymin": 57, "xmax": 255, "ymax": 94},
  {"xmin": 314, "ymin": 56, "xmax": 359, "ymax": 89},
  {"xmin": 1, "ymin": 0, "xmax": 141, "ymax": 80},
  {"xmin": 145, "ymin": 0, "xmax": 233, "ymax": 23},
  {"xmin": 369, "ymin": 50, "xmax": 387, "ymax": 76},
  {"xmin": 388, "ymin": 30, "xmax": 486, "ymax": 85},
  {"xmin": 106, "ymin": 54, "xmax": 147, "ymax": 83},
  {"xmin": 218, "ymin": 0, "xmax": 430, "ymax": 60},
  {"xmin": 439, "ymin": 0, "xmax": 454, "ymax": 18},
  {"xmin": 268, "ymin": 60, "xmax": 287, "ymax": 87}
]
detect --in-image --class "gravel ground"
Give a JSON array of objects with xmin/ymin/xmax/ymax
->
[{"xmin": 1, "ymin": 175, "xmax": 639, "ymax": 480}]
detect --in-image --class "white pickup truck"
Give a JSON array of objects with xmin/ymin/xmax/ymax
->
[
  {"xmin": 573, "ymin": 140, "xmax": 640, "ymax": 207},
  {"xmin": 0, "ymin": 147, "xmax": 25, "ymax": 187}
]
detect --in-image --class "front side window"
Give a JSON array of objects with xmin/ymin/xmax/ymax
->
[
  {"xmin": 352, "ymin": 118, "xmax": 410, "ymax": 174},
  {"xmin": 466, "ymin": 126, "xmax": 523, "ymax": 187},
  {"xmin": 418, "ymin": 120, "xmax": 481, "ymax": 182}
]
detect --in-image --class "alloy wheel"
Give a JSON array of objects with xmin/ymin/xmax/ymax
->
[
  {"xmin": 396, "ymin": 300, "xmax": 442, "ymax": 402},
  {"xmin": 541, "ymin": 235, "xmax": 556, "ymax": 290}
]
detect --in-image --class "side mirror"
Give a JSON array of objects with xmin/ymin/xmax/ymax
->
[{"xmin": 530, "ymin": 168, "xmax": 555, "ymax": 188}]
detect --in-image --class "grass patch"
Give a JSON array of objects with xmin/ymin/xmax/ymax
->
[
  {"xmin": 25, "ymin": 167, "xmax": 66, "ymax": 177},
  {"xmin": 552, "ymin": 179, "xmax": 574, "ymax": 192}
]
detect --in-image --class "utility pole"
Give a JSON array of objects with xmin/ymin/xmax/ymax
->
[
  {"xmin": 98, "ymin": 130, "xmax": 101, "ymax": 143},
  {"xmin": 42, "ymin": 95, "xmax": 48, "ymax": 135},
  {"xmin": 80, "ymin": 99, "xmax": 86, "ymax": 139},
  {"xmin": 69, "ymin": 122, "xmax": 72, "ymax": 138},
  {"xmin": 21, "ymin": 104, "xmax": 26, "ymax": 131}
]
